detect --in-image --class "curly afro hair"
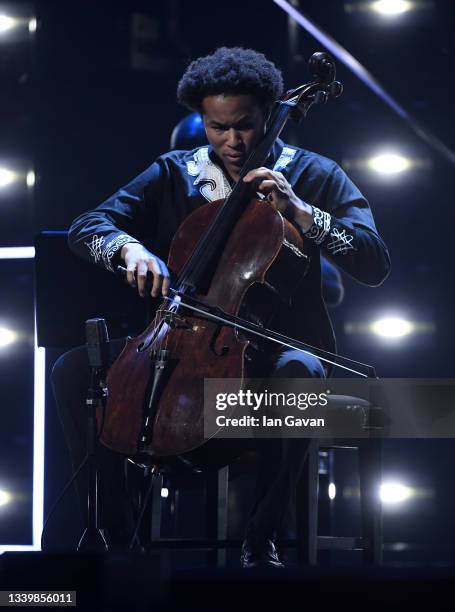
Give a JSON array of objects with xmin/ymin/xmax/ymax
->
[{"xmin": 177, "ymin": 47, "xmax": 284, "ymax": 113}]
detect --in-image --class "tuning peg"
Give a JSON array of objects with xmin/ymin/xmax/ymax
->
[
  {"xmin": 329, "ymin": 81, "xmax": 343, "ymax": 98},
  {"xmin": 314, "ymin": 90, "xmax": 329, "ymax": 105},
  {"xmin": 308, "ymin": 52, "xmax": 336, "ymax": 83}
]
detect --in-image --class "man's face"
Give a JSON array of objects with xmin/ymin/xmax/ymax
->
[{"xmin": 201, "ymin": 94, "xmax": 266, "ymax": 180}]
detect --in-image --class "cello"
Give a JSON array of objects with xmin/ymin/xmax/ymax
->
[{"xmin": 100, "ymin": 52, "xmax": 350, "ymax": 458}]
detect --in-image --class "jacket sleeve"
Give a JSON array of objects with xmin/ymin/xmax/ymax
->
[
  {"xmin": 301, "ymin": 161, "xmax": 391, "ymax": 287},
  {"xmin": 67, "ymin": 161, "xmax": 164, "ymax": 272}
]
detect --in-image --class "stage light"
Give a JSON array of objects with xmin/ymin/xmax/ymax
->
[
  {"xmin": 161, "ymin": 487, "xmax": 169, "ymax": 498},
  {"xmin": 0, "ymin": 489, "xmax": 13, "ymax": 507},
  {"xmin": 380, "ymin": 481, "xmax": 412, "ymax": 504},
  {"xmin": 0, "ymin": 247, "xmax": 35, "ymax": 259},
  {"xmin": 26, "ymin": 171, "xmax": 35, "ymax": 187},
  {"xmin": 33, "ymin": 340, "xmax": 45, "ymax": 550},
  {"xmin": 0, "ymin": 12, "xmax": 37, "ymax": 44},
  {"xmin": 345, "ymin": 316, "xmax": 435, "ymax": 339},
  {"xmin": 328, "ymin": 483, "xmax": 336, "ymax": 500},
  {"xmin": 0, "ymin": 14, "xmax": 16, "ymax": 32},
  {"xmin": 370, "ymin": 317, "xmax": 414, "ymax": 338},
  {"xmin": 0, "ymin": 327, "xmax": 17, "ymax": 348},
  {"xmin": 343, "ymin": 149, "xmax": 431, "ymax": 181},
  {"xmin": 367, "ymin": 153, "xmax": 412, "ymax": 174},
  {"xmin": 0, "ymin": 166, "xmax": 37, "ymax": 192},
  {"xmin": 0, "ymin": 244, "xmax": 44, "ymax": 554},
  {"xmin": 371, "ymin": 0, "xmax": 413, "ymax": 15},
  {"xmin": 0, "ymin": 168, "xmax": 18, "ymax": 187}
]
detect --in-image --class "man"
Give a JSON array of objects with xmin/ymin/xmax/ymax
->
[{"xmin": 53, "ymin": 47, "xmax": 390, "ymax": 567}]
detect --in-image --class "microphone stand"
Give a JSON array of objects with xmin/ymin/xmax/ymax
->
[{"xmin": 77, "ymin": 319, "xmax": 109, "ymax": 552}]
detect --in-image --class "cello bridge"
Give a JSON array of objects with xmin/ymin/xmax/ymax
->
[{"xmin": 163, "ymin": 311, "xmax": 192, "ymax": 330}]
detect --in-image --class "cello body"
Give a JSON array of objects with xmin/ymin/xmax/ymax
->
[{"xmin": 101, "ymin": 198, "xmax": 309, "ymax": 456}]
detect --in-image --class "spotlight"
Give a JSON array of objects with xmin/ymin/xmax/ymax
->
[
  {"xmin": 367, "ymin": 153, "xmax": 411, "ymax": 174},
  {"xmin": 0, "ymin": 14, "xmax": 16, "ymax": 32},
  {"xmin": 0, "ymin": 168, "xmax": 18, "ymax": 188},
  {"xmin": 345, "ymin": 316, "xmax": 434, "ymax": 339},
  {"xmin": 0, "ymin": 327, "xmax": 17, "ymax": 348},
  {"xmin": 370, "ymin": 317, "xmax": 414, "ymax": 338},
  {"xmin": 0, "ymin": 13, "xmax": 38, "ymax": 42},
  {"xmin": 328, "ymin": 483, "xmax": 336, "ymax": 500},
  {"xmin": 0, "ymin": 489, "xmax": 13, "ymax": 507},
  {"xmin": 0, "ymin": 166, "xmax": 37, "ymax": 192},
  {"xmin": 343, "ymin": 149, "xmax": 431, "ymax": 182},
  {"xmin": 380, "ymin": 481, "xmax": 412, "ymax": 504},
  {"xmin": 26, "ymin": 171, "xmax": 35, "ymax": 187},
  {"xmin": 371, "ymin": 0, "xmax": 414, "ymax": 15},
  {"xmin": 0, "ymin": 247, "xmax": 35, "ymax": 259}
]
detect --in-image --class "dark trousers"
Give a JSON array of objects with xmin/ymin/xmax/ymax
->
[{"xmin": 51, "ymin": 339, "xmax": 324, "ymax": 547}]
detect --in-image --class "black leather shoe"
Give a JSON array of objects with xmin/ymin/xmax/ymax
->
[{"xmin": 240, "ymin": 537, "xmax": 285, "ymax": 568}]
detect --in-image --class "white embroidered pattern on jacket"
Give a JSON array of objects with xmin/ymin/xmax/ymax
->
[
  {"xmin": 101, "ymin": 234, "xmax": 137, "ymax": 272},
  {"xmin": 283, "ymin": 238, "xmax": 309, "ymax": 259},
  {"xmin": 85, "ymin": 233, "xmax": 136, "ymax": 272},
  {"xmin": 273, "ymin": 146, "xmax": 297, "ymax": 172},
  {"xmin": 326, "ymin": 227, "xmax": 355, "ymax": 255},
  {"xmin": 305, "ymin": 206, "xmax": 332, "ymax": 245},
  {"xmin": 186, "ymin": 147, "xmax": 231, "ymax": 202},
  {"xmin": 85, "ymin": 234, "xmax": 105, "ymax": 263}
]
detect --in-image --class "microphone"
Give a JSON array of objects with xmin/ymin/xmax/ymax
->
[
  {"xmin": 85, "ymin": 318, "xmax": 110, "ymax": 370},
  {"xmin": 80, "ymin": 318, "xmax": 110, "ymax": 553}
]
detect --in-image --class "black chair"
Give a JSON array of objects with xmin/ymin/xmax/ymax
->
[
  {"xmin": 296, "ymin": 395, "xmax": 382, "ymax": 565},
  {"xmin": 124, "ymin": 456, "xmax": 230, "ymax": 565}
]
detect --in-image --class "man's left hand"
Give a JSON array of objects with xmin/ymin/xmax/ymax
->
[{"xmin": 243, "ymin": 167, "xmax": 314, "ymax": 232}]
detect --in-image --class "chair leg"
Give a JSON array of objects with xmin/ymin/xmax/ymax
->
[
  {"xmin": 296, "ymin": 439, "xmax": 319, "ymax": 565},
  {"xmin": 150, "ymin": 472, "xmax": 164, "ymax": 542},
  {"xmin": 170, "ymin": 488, "xmax": 180, "ymax": 537},
  {"xmin": 206, "ymin": 466, "xmax": 229, "ymax": 567},
  {"xmin": 358, "ymin": 439, "xmax": 382, "ymax": 564}
]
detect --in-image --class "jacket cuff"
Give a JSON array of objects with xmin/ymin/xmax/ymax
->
[
  {"xmin": 303, "ymin": 206, "xmax": 332, "ymax": 245},
  {"xmin": 303, "ymin": 206, "xmax": 357, "ymax": 256},
  {"xmin": 84, "ymin": 232, "xmax": 139, "ymax": 272}
]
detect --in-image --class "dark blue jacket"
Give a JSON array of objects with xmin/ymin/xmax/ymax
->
[{"xmin": 68, "ymin": 139, "xmax": 390, "ymax": 354}]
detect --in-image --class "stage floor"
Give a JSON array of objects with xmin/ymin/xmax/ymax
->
[{"xmin": 1, "ymin": 552, "xmax": 455, "ymax": 610}]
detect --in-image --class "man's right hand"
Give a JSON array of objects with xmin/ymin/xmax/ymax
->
[{"xmin": 120, "ymin": 243, "xmax": 171, "ymax": 298}]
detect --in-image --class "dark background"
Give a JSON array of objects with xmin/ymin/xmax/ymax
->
[{"xmin": 1, "ymin": 0, "xmax": 455, "ymax": 563}]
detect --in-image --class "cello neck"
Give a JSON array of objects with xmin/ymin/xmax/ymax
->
[{"xmin": 177, "ymin": 100, "xmax": 294, "ymax": 291}]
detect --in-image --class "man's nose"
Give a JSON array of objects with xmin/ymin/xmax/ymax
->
[{"xmin": 226, "ymin": 128, "xmax": 242, "ymax": 147}]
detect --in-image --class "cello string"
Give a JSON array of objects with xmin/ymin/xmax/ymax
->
[
  {"xmin": 162, "ymin": 295, "xmax": 175, "ymax": 355},
  {"xmin": 152, "ymin": 299, "xmax": 171, "ymax": 355}
]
